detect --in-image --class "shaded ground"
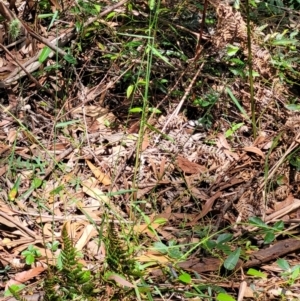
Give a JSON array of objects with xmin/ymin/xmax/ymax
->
[{"xmin": 0, "ymin": 0, "xmax": 300, "ymax": 300}]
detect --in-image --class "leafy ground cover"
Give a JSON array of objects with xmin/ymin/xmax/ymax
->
[{"xmin": 0, "ymin": 0, "xmax": 300, "ymax": 300}]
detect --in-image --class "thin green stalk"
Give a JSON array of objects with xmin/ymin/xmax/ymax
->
[{"xmin": 131, "ymin": 1, "xmax": 160, "ymax": 219}]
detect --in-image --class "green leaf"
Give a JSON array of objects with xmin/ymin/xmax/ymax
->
[
  {"xmin": 178, "ymin": 272, "xmax": 191, "ymax": 284},
  {"xmin": 94, "ymin": 4, "xmax": 101, "ymax": 12},
  {"xmin": 38, "ymin": 13, "xmax": 55, "ymax": 18},
  {"xmin": 272, "ymin": 39, "xmax": 298, "ymax": 46},
  {"xmin": 78, "ymin": 270, "xmax": 91, "ymax": 284},
  {"xmin": 129, "ymin": 107, "xmax": 143, "ymax": 113},
  {"xmin": 55, "ymin": 120, "xmax": 80, "ymax": 128},
  {"xmin": 39, "ymin": 47, "xmax": 52, "ymax": 63},
  {"xmin": 25, "ymin": 254, "xmax": 35, "ymax": 265},
  {"xmin": 106, "ymin": 11, "xmax": 116, "ymax": 20},
  {"xmin": 127, "ymin": 85, "xmax": 134, "ymax": 99},
  {"xmin": 149, "ymin": 46, "xmax": 173, "ymax": 67},
  {"xmin": 63, "ymin": 54, "xmax": 77, "ymax": 64},
  {"xmin": 153, "ymin": 217, "xmax": 168, "ymax": 225},
  {"xmin": 206, "ymin": 240, "xmax": 217, "ymax": 250},
  {"xmin": 152, "ymin": 242, "xmax": 168, "ymax": 254},
  {"xmin": 224, "ymin": 247, "xmax": 241, "ymax": 270},
  {"xmin": 8, "ymin": 175, "xmax": 21, "ymax": 201},
  {"xmin": 5, "ymin": 284, "xmax": 26, "ymax": 297},
  {"xmin": 149, "ymin": 0, "xmax": 155, "ymax": 10},
  {"xmin": 168, "ymin": 247, "xmax": 182, "ymax": 259},
  {"xmin": 273, "ymin": 221, "xmax": 284, "ymax": 231},
  {"xmin": 216, "ymin": 233, "xmax": 233, "ymax": 244},
  {"xmin": 229, "ymin": 67, "xmax": 244, "ymax": 76},
  {"xmin": 247, "ymin": 268, "xmax": 267, "ymax": 278},
  {"xmin": 217, "ymin": 292, "xmax": 236, "ymax": 301},
  {"xmin": 50, "ymin": 185, "xmax": 64, "ymax": 195},
  {"xmin": 285, "ymin": 104, "xmax": 300, "ymax": 111},
  {"xmin": 291, "ymin": 267, "xmax": 300, "ymax": 280},
  {"xmin": 148, "ymin": 107, "xmax": 162, "ymax": 114},
  {"xmin": 225, "ymin": 123, "xmax": 243, "ymax": 138},
  {"xmin": 226, "ymin": 88, "xmax": 250, "ymax": 120},
  {"xmin": 226, "ymin": 44, "xmax": 240, "ymax": 56},
  {"xmin": 264, "ymin": 231, "xmax": 275, "ymax": 244},
  {"xmin": 216, "ymin": 243, "xmax": 231, "ymax": 254},
  {"xmin": 48, "ymin": 10, "xmax": 58, "ymax": 30},
  {"xmin": 277, "ymin": 258, "xmax": 290, "ymax": 271},
  {"xmin": 248, "ymin": 217, "xmax": 268, "ymax": 229},
  {"xmin": 32, "ymin": 178, "xmax": 43, "ymax": 189}
]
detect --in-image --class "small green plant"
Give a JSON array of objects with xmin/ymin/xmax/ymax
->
[
  {"xmin": 21, "ymin": 245, "xmax": 41, "ymax": 265},
  {"xmin": 247, "ymin": 268, "xmax": 267, "ymax": 278},
  {"xmin": 224, "ymin": 247, "xmax": 241, "ymax": 270},
  {"xmin": 152, "ymin": 240, "xmax": 183, "ymax": 259},
  {"xmin": 43, "ymin": 222, "xmax": 95, "ymax": 300},
  {"xmin": 248, "ymin": 217, "xmax": 285, "ymax": 244},
  {"xmin": 193, "ymin": 91, "xmax": 219, "ymax": 108},
  {"xmin": 289, "ymin": 152, "xmax": 300, "ymax": 171},
  {"xmin": 46, "ymin": 241, "xmax": 60, "ymax": 252},
  {"xmin": 9, "ymin": 19, "xmax": 21, "ymax": 40},
  {"xmin": 0, "ymin": 265, "xmax": 10, "ymax": 275},
  {"xmin": 277, "ymin": 258, "xmax": 300, "ymax": 286},
  {"xmin": 192, "ymin": 91, "xmax": 219, "ymax": 128},
  {"xmin": 225, "ymin": 122, "xmax": 244, "ymax": 138},
  {"xmin": 5, "ymin": 284, "xmax": 26, "ymax": 298}
]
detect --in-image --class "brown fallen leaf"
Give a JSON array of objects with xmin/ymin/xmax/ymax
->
[
  {"xmin": 107, "ymin": 273, "xmax": 135, "ymax": 288},
  {"xmin": 274, "ymin": 194, "xmax": 294, "ymax": 211},
  {"xmin": 216, "ymin": 133, "xmax": 239, "ymax": 160},
  {"xmin": 243, "ymin": 146, "xmax": 265, "ymax": 158},
  {"xmin": 5, "ymin": 267, "xmax": 45, "ymax": 289},
  {"xmin": 142, "ymin": 134, "xmax": 150, "ymax": 151},
  {"xmin": 176, "ymin": 155, "xmax": 207, "ymax": 174},
  {"xmin": 75, "ymin": 224, "xmax": 97, "ymax": 251},
  {"xmin": 86, "ymin": 160, "xmax": 111, "ymax": 185},
  {"xmin": 187, "ymin": 191, "xmax": 222, "ymax": 226}
]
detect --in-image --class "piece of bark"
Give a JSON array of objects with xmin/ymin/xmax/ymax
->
[
  {"xmin": 243, "ymin": 239, "xmax": 300, "ymax": 268},
  {"xmin": 177, "ymin": 239, "xmax": 300, "ymax": 274},
  {"xmin": 178, "ymin": 258, "xmax": 222, "ymax": 272}
]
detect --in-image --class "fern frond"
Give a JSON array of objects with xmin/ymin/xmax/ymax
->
[
  {"xmin": 43, "ymin": 270, "xmax": 61, "ymax": 301},
  {"xmin": 61, "ymin": 223, "xmax": 78, "ymax": 273},
  {"xmin": 106, "ymin": 222, "xmax": 136, "ymax": 277}
]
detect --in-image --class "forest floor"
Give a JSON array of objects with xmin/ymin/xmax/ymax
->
[{"xmin": 0, "ymin": 0, "xmax": 300, "ymax": 300}]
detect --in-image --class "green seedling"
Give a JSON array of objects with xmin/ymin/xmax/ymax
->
[
  {"xmin": 21, "ymin": 245, "xmax": 42, "ymax": 265},
  {"xmin": 277, "ymin": 258, "xmax": 300, "ymax": 286},
  {"xmin": 5, "ymin": 284, "xmax": 26, "ymax": 297},
  {"xmin": 225, "ymin": 122, "xmax": 244, "ymax": 138},
  {"xmin": 248, "ymin": 217, "xmax": 284, "ymax": 244},
  {"xmin": 8, "ymin": 175, "xmax": 21, "ymax": 202},
  {"xmin": 152, "ymin": 240, "xmax": 183, "ymax": 259}
]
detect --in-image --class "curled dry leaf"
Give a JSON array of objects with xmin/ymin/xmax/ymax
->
[
  {"xmin": 86, "ymin": 160, "xmax": 111, "ymax": 185},
  {"xmin": 243, "ymin": 146, "xmax": 265, "ymax": 158},
  {"xmin": 82, "ymin": 178, "xmax": 123, "ymax": 216},
  {"xmin": 6, "ymin": 267, "xmax": 45, "ymax": 288},
  {"xmin": 142, "ymin": 134, "xmax": 150, "ymax": 151},
  {"xmin": 82, "ymin": 178, "xmax": 110, "ymax": 204},
  {"xmin": 216, "ymin": 133, "xmax": 239, "ymax": 160},
  {"xmin": 106, "ymin": 273, "xmax": 135, "ymax": 288},
  {"xmin": 75, "ymin": 224, "xmax": 97, "ymax": 251},
  {"xmin": 176, "ymin": 155, "xmax": 207, "ymax": 174}
]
